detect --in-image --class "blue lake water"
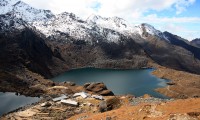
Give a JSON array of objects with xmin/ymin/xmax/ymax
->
[
  {"xmin": 0, "ymin": 92, "xmax": 40, "ymax": 116},
  {"xmin": 52, "ymin": 68, "xmax": 169, "ymax": 98}
]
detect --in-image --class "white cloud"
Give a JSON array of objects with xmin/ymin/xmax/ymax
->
[
  {"xmin": 184, "ymin": 31, "xmax": 200, "ymax": 40},
  {"xmin": 158, "ymin": 24, "xmax": 199, "ymax": 41},
  {"xmin": 129, "ymin": 14, "xmax": 200, "ymax": 40},
  {"xmin": 21, "ymin": 0, "xmax": 199, "ymax": 40},
  {"xmin": 22, "ymin": 0, "xmax": 196, "ymax": 19},
  {"xmin": 22, "ymin": 0, "xmax": 100, "ymax": 18},
  {"xmin": 161, "ymin": 23, "xmax": 185, "ymax": 33},
  {"xmin": 134, "ymin": 14, "xmax": 200, "ymax": 24},
  {"xmin": 175, "ymin": 0, "xmax": 195, "ymax": 14}
]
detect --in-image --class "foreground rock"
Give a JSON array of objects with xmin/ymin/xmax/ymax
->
[{"xmin": 83, "ymin": 82, "xmax": 114, "ymax": 96}]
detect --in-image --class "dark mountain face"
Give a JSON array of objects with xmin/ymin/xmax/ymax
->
[
  {"xmin": 0, "ymin": 20, "xmax": 149, "ymax": 78},
  {"xmin": 191, "ymin": 38, "xmax": 200, "ymax": 48},
  {"xmin": 163, "ymin": 32, "xmax": 200, "ymax": 60},
  {"xmin": 0, "ymin": 28, "xmax": 55, "ymax": 78},
  {"xmin": 134, "ymin": 33, "xmax": 200, "ymax": 74},
  {"xmin": 1, "ymin": 0, "xmax": 200, "ymax": 78}
]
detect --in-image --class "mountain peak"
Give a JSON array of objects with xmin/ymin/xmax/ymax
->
[
  {"xmin": 139, "ymin": 23, "xmax": 162, "ymax": 36},
  {"xmin": 87, "ymin": 14, "xmax": 128, "ymax": 24},
  {"xmin": 13, "ymin": 0, "xmax": 23, "ymax": 6},
  {"xmin": 0, "ymin": 0, "xmax": 54, "ymax": 22},
  {"xmin": 58, "ymin": 12, "xmax": 79, "ymax": 19},
  {"xmin": 2, "ymin": 0, "xmax": 19, "ymax": 4},
  {"xmin": 141, "ymin": 23, "xmax": 157, "ymax": 33},
  {"xmin": 0, "ymin": 0, "xmax": 19, "ymax": 15},
  {"xmin": 87, "ymin": 14, "xmax": 104, "ymax": 23},
  {"xmin": 0, "ymin": 0, "xmax": 175, "ymax": 43},
  {"xmin": 86, "ymin": 14, "xmax": 134, "ymax": 34}
]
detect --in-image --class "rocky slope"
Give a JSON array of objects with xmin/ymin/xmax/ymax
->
[
  {"xmin": 2, "ymin": 92, "xmax": 200, "ymax": 120},
  {"xmin": 0, "ymin": 0, "xmax": 150, "ymax": 78},
  {"xmin": 163, "ymin": 32, "xmax": 200, "ymax": 60},
  {"xmin": 70, "ymin": 97, "xmax": 200, "ymax": 120},
  {"xmin": 138, "ymin": 31, "xmax": 200, "ymax": 74},
  {"xmin": 191, "ymin": 38, "xmax": 200, "ymax": 48},
  {"xmin": 0, "ymin": 1, "xmax": 200, "ymax": 76}
]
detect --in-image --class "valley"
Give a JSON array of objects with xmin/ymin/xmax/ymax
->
[{"xmin": 0, "ymin": 0, "xmax": 200, "ymax": 119}]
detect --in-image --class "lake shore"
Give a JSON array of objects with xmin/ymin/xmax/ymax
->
[{"xmin": 149, "ymin": 62, "xmax": 200, "ymax": 99}]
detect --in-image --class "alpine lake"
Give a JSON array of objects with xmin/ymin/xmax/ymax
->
[
  {"xmin": 0, "ymin": 68, "xmax": 170, "ymax": 116},
  {"xmin": 52, "ymin": 68, "xmax": 169, "ymax": 98}
]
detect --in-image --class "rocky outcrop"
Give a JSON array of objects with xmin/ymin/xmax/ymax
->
[{"xmin": 83, "ymin": 82, "xmax": 114, "ymax": 96}]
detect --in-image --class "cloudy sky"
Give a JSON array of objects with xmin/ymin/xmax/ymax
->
[{"xmin": 22, "ymin": 0, "xmax": 200, "ymax": 40}]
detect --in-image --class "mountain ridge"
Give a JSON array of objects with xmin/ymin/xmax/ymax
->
[
  {"xmin": 0, "ymin": 0, "xmax": 172, "ymax": 42},
  {"xmin": 1, "ymin": 0, "xmax": 200, "ymax": 77}
]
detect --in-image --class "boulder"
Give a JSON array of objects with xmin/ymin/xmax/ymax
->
[
  {"xmin": 106, "ymin": 97, "xmax": 121, "ymax": 110},
  {"xmin": 41, "ymin": 102, "xmax": 52, "ymax": 107},
  {"xmin": 65, "ymin": 81, "xmax": 76, "ymax": 86},
  {"xmin": 85, "ymin": 82, "xmax": 106, "ymax": 92},
  {"xmin": 98, "ymin": 101, "xmax": 107, "ymax": 112},
  {"xmin": 99, "ymin": 90, "xmax": 114, "ymax": 96},
  {"xmin": 143, "ymin": 94, "xmax": 152, "ymax": 99},
  {"xmin": 60, "ymin": 81, "xmax": 76, "ymax": 86},
  {"xmin": 83, "ymin": 82, "xmax": 114, "ymax": 96},
  {"xmin": 98, "ymin": 97, "xmax": 121, "ymax": 112},
  {"xmin": 166, "ymin": 82, "xmax": 176, "ymax": 85}
]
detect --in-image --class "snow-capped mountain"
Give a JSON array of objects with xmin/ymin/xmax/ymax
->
[
  {"xmin": 0, "ymin": 13, "xmax": 26, "ymax": 32},
  {"xmin": 2, "ymin": 0, "xmax": 200, "ymax": 77},
  {"xmin": 86, "ymin": 14, "xmax": 170, "ymax": 41},
  {"xmin": 0, "ymin": 0, "xmax": 171, "ymax": 43},
  {"xmin": 33, "ymin": 12, "xmax": 127, "ymax": 43},
  {"xmin": 0, "ymin": 0, "xmax": 18, "ymax": 14},
  {"xmin": 87, "ymin": 14, "xmax": 137, "ymax": 34},
  {"xmin": 0, "ymin": 0, "xmax": 54, "ymax": 22},
  {"xmin": 32, "ymin": 12, "xmax": 92, "ymax": 40}
]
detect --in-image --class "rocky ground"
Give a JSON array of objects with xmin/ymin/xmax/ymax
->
[
  {"xmin": 149, "ymin": 63, "xmax": 200, "ymax": 99},
  {"xmin": 70, "ymin": 97, "xmax": 200, "ymax": 120},
  {"xmin": 1, "ymin": 93, "xmax": 200, "ymax": 120}
]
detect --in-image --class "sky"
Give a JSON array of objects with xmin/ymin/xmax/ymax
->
[{"xmin": 21, "ymin": 0, "xmax": 200, "ymax": 40}]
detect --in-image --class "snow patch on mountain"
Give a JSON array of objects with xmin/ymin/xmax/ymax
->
[
  {"xmin": 0, "ymin": 0, "xmax": 170, "ymax": 43},
  {"xmin": 87, "ymin": 14, "xmax": 131, "ymax": 31},
  {"xmin": 0, "ymin": 0, "xmax": 19, "ymax": 14},
  {"xmin": 139, "ymin": 23, "xmax": 170, "ymax": 42},
  {"xmin": 0, "ymin": 0, "xmax": 54, "ymax": 22},
  {"xmin": 140, "ymin": 23, "xmax": 160, "ymax": 35},
  {"xmin": 87, "ymin": 14, "xmax": 139, "ymax": 36},
  {"xmin": 0, "ymin": 13, "xmax": 25, "ymax": 32},
  {"xmin": 86, "ymin": 14, "xmax": 169, "ymax": 42},
  {"xmin": 32, "ymin": 12, "xmax": 94, "ymax": 41}
]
